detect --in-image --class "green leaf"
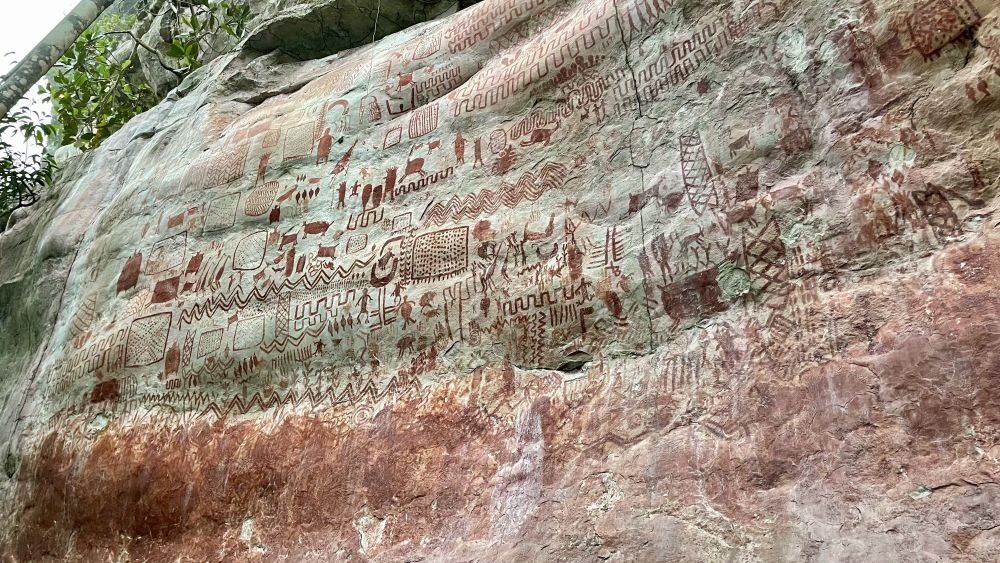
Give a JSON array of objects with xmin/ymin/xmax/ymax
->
[{"xmin": 167, "ymin": 40, "xmax": 186, "ymax": 59}]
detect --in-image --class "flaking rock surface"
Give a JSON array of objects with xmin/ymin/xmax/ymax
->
[{"xmin": 3, "ymin": 0, "xmax": 1000, "ymax": 560}]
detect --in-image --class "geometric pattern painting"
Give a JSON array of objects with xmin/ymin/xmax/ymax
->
[
  {"xmin": 244, "ymin": 181, "xmax": 279, "ymax": 217},
  {"xmin": 145, "ymin": 232, "xmax": 187, "ymax": 275},
  {"xmin": 233, "ymin": 315, "xmax": 265, "ymax": 350},
  {"xmin": 411, "ymin": 226, "xmax": 468, "ymax": 281},
  {"xmin": 203, "ymin": 143, "xmax": 249, "ymax": 188},
  {"xmin": 197, "ymin": 327, "xmax": 224, "ymax": 358},
  {"xmin": 408, "ymin": 104, "xmax": 439, "ymax": 138},
  {"xmin": 233, "ymin": 230, "xmax": 267, "ymax": 270},
  {"xmin": 741, "ymin": 216, "xmax": 788, "ymax": 294},
  {"xmin": 907, "ymin": 0, "xmax": 980, "ymax": 58},
  {"xmin": 125, "ymin": 312, "xmax": 172, "ymax": 367},
  {"xmin": 283, "ymin": 122, "xmax": 315, "ymax": 161},
  {"xmin": 678, "ymin": 132, "xmax": 720, "ymax": 216},
  {"xmin": 204, "ymin": 193, "xmax": 240, "ymax": 232}
]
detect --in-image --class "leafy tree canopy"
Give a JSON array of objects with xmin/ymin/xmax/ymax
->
[{"xmin": 0, "ymin": 0, "xmax": 251, "ymax": 224}]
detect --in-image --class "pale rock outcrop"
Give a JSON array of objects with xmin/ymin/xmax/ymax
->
[{"xmin": 3, "ymin": 0, "xmax": 1000, "ymax": 560}]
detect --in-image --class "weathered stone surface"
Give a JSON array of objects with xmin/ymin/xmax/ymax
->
[
  {"xmin": 242, "ymin": 0, "xmax": 463, "ymax": 60},
  {"xmin": 3, "ymin": 0, "xmax": 1000, "ymax": 560},
  {"xmin": 131, "ymin": 0, "xmax": 467, "ymax": 95}
]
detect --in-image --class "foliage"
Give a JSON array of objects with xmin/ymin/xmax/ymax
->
[
  {"xmin": 46, "ymin": 26, "xmax": 159, "ymax": 151},
  {"xmin": 45, "ymin": 1, "xmax": 251, "ymax": 151},
  {"xmin": 164, "ymin": 0, "xmax": 252, "ymax": 72},
  {"xmin": 0, "ymin": 0, "xmax": 252, "ymax": 221},
  {"xmin": 0, "ymin": 105, "xmax": 56, "ymax": 219}
]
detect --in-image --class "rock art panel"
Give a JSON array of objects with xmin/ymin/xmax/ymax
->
[
  {"xmin": 124, "ymin": 312, "xmax": 172, "ymax": 367},
  {"xmin": 2, "ymin": 0, "xmax": 1000, "ymax": 560}
]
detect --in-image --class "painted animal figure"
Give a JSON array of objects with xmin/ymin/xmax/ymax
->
[
  {"xmin": 397, "ymin": 335, "xmax": 415, "ymax": 358},
  {"xmin": 419, "ymin": 291, "xmax": 436, "ymax": 309},
  {"xmin": 628, "ymin": 184, "xmax": 659, "ymax": 214},
  {"xmin": 397, "ymin": 73, "xmax": 413, "ymax": 92},
  {"xmin": 678, "ymin": 226, "xmax": 710, "ymax": 266},
  {"xmin": 279, "ymin": 232, "xmax": 298, "ymax": 250},
  {"xmin": 317, "ymin": 244, "xmax": 337, "ymax": 258},
  {"xmin": 516, "ymin": 214, "xmax": 556, "ymax": 264},
  {"xmin": 304, "ymin": 221, "xmax": 331, "ymax": 236},
  {"xmin": 401, "ymin": 145, "xmax": 427, "ymax": 180},
  {"xmin": 598, "ymin": 288, "xmax": 628, "ymax": 326},
  {"xmin": 523, "ymin": 214, "xmax": 555, "ymax": 242},
  {"xmin": 658, "ymin": 284, "xmax": 697, "ymax": 331},
  {"xmin": 657, "ymin": 269, "xmax": 727, "ymax": 330},
  {"xmin": 728, "ymin": 131, "xmax": 751, "ymax": 156},
  {"xmin": 520, "ymin": 125, "xmax": 558, "ymax": 146}
]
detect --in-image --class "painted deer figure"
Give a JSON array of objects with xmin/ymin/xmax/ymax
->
[{"xmin": 400, "ymin": 144, "xmax": 427, "ymax": 181}]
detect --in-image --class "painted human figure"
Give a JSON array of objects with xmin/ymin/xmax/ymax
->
[
  {"xmin": 337, "ymin": 181, "xmax": 347, "ymax": 209},
  {"xmin": 384, "ymin": 167, "xmax": 397, "ymax": 200},
  {"xmin": 454, "ymin": 132, "xmax": 466, "ymax": 164},
  {"xmin": 473, "ymin": 137, "xmax": 484, "ymax": 168},
  {"xmin": 358, "ymin": 289, "xmax": 373, "ymax": 313},
  {"xmin": 316, "ymin": 128, "xmax": 334, "ymax": 164},
  {"xmin": 361, "ymin": 183, "xmax": 372, "ymax": 210},
  {"xmin": 256, "ymin": 154, "xmax": 270, "ymax": 184}
]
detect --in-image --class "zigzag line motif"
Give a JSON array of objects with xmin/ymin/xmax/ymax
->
[
  {"xmin": 421, "ymin": 162, "xmax": 569, "ymax": 226},
  {"xmin": 136, "ymin": 390, "xmax": 215, "ymax": 409},
  {"xmin": 198, "ymin": 373, "xmax": 420, "ymax": 420},
  {"xmin": 184, "ymin": 356, "xmax": 236, "ymax": 381},
  {"xmin": 524, "ymin": 311, "xmax": 546, "ymax": 365},
  {"xmin": 259, "ymin": 322, "xmax": 327, "ymax": 354},
  {"xmin": 450, "ymin": 5, "xmax": 616, "ymax": 115},
  {"xmin": 179, "ymin": 256, "xmax": 375, "ymax": 326},
  {"xmin": 444, "ymin": 0, "xmax": 550, "ymax": 54}
]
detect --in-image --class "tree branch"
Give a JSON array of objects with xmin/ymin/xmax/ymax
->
[
  {"xmin": 0, "ymin": 0, "xmax": 118, "ymax": 120},
  {"xmin": 97, "ymin": 30, "xmax": 185, "ymax": 78}
]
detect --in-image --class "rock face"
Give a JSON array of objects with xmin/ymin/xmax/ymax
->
[
  {"xmin": 3, "ymin": 0, "xmax": 1000, "ymax": 560},
  {"xmin": 131, "ymin": 0, "xmax": 465, "ymax": 95}
]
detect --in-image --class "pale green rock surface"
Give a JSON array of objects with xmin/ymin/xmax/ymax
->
[{"xmin": 2, "ymin": 0, "xmax": 1000, "ymax": 561}]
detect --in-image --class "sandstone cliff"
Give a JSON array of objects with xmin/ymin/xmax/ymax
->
[{"xmin": 2, "ymin": 0, "xmax": 1000, "ymax": 560}]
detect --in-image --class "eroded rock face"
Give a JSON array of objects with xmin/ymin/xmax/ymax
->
[
  {"xmin": 132, "ymin": 0, "xmax": 467, "ymax": 95},
  {"xmin": 2, "ymin": 0, "xmax": 1000, "ymax": 560}
]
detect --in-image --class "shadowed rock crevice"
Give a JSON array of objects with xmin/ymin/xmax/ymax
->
[{"xmin": 243, "ymin": 0, "xmax": 469, "ymax": 60}]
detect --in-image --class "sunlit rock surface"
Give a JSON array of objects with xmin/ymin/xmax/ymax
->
[{"xmin": 3, "ymin": 0, "xmax": 1000, "ymax": 560}]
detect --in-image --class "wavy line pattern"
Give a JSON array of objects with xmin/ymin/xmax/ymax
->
[
  {"xmin": 421, "ymin": 162, "xmax": 569, "ymax": 226},
  {"xmin": 178, "ymin": 256, "xmax": 375, "ymax": 326},
  {"xmin": 199, "ymin": 374, "xmax": 420, "ymax": 420}
]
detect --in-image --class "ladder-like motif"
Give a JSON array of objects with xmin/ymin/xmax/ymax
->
[
  {"xmin": 741, "ymin": 215, "xmax": 787, "ymax": 294},
  {"xmin": 678, "ymin": 132, "xmax": 719, "ymax": 215}
]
